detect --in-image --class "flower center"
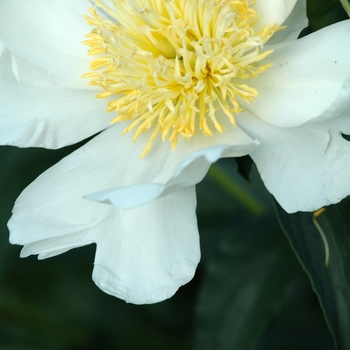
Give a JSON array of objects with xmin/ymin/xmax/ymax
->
[{"xmin": 83, "ymin": 0, "xmax": 280, "ymax": 157}]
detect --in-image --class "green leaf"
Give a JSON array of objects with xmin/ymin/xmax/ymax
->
[
  {"xmin": 195, "ymin": 225, "xmax": 299, "ymax": 350},
  {"xmin": 275, "ymin": 199, "xmax": 350, "ymax": 350}
]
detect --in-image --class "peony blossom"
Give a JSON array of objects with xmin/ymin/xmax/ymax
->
[{"xmin": 1, "ymin": 0, "xmax": 350, "ymax": 304}]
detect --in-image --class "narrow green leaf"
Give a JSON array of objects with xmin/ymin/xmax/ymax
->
[
  {"xmin": 195, "ymin": 226, "xmax": 299, "ymax": 350},
  {"xmin": 275, "ymin": 199, "xmax": 350, "ymax": 350}
]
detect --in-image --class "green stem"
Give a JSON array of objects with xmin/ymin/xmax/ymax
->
[{"xmin": 207, "ymin": 164, "xmax": 267, "ymax": 216}]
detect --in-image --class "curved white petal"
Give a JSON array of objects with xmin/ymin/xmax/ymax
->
[
  {"xmin": 243, "ymin": 20, "xmax": 350, "ymax": 127},
  {"xmin": 8, "ymin": 125, "xmax": 209, "ymax": 303},
  {"xmin": 87, "ymin": 142, "xmax": 257, "ymax": 209},
  {"xmin": 90, "ymin": 187, "xmax": 199, "ymax": 304},
  {"xmin": 236, "ymin": 79, "xmax": 350, "ymax": 213},
  {"xmin": 20, "ymin": 232, "xmax": 94, "ymax": 259},
  {"xmin": 10, "ymin": 179, "xmax": 199, "ymax": 305},
  {"xmin": 0, "ymin": 0, "xmax": 92, "ymax": 89},
  {"xmin": 12, "ymin": 184, "xmax": 199, "ymax": 304},
  {"xmin": 0, "ymin": 47, "xmax": 111, "ymax": 148},
  {"xmin": 253, "ymin": 0, "xmax": 298, "ymax": 32},
  {"xmin": 76, "ymin": 111, "xmax": 257, "ymax": 209},
  {"xmin": 267, "ymin": 0, "xmax": 308, "ymax": 45}
]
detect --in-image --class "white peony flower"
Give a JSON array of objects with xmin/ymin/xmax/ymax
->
[{"xmin": 1, "ymin": 0, "xmax": 350, "ymax": 304}]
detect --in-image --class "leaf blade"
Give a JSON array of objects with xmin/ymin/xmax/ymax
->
[{"xmin": 275, "ymin": 199, "xmax": 350, "ymax": 350}]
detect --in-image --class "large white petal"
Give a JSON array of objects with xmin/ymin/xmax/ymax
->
[
  {"xmin": 236, "ymin": 79, "xmax": 350, "ymax": 213},
  {"xmin": 242, "ymin": 20, "xmax": 350, "ymax": 127},
  {"xmin": 0, "ymin": 47, "xmax": 111, "ymax": 148},
  {"xmin": 90, "ymin": 187, "xmax": 199, "ymax": 304},
  {"xmin": 0, "ymin": 0, "xmax": 92, "ymax": 89},
  {"xmin": 10, "ymin": 176, "xmax": 199, "ymax": 305},
  {"xmin": 267, "ymin": 0, "xmax": 308, "ymax": 45},
  {"xmin": 253, "ymin": 0, "xmax": 298, "ymax": 32},
  {"xmin": 8, "ymin": 125, "xmax": 207, "ymax": 303}
]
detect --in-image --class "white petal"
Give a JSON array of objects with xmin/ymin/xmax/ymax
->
[
  {"xmin": 253, "ymin": 0, "xmax": 298, "ymax": 32},
  {"xmin": 78, "ymin": 112, "xmax": 257, "ymax": 209},
  {"xmin": 10, "ymin": 181, "xmax": 199, "ymax": 305},
  {"xmin": 90, "ymin": 187, "xmax": 199, "ymax": 304},
  {"xmin": 12, "ymin": 184, "xmax": 199, "ymax": 304},
  {"xmin": 244, "ymin": 20, "xmax": 350, "ymax": 127},
  {"xmin": 236, "ymin": 79, "xmax": 350, "ymax": 213},
  {"xmin": 0, "ymin": 0, "xmax": 92, "ymax": 89},
  {"xmin": 0, "ymin": 47, "xmax": 110, "ymax": 148},
  {"xmin": 8, "ymin": 126, "xmax": 205, "ymax": 303},
  {"xmin": 20, "ymin": 232, "xmax": 94, "ymax": 259},
  {"xmin": 87, "ymin": 141, "xmax": 257, "ymax": 209},
  {"xmin": 267, "ymin": 0, "xmax": 308, "ymax": 45}
]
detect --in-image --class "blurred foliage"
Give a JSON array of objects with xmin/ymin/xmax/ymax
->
[
  {"xmin": 276, "ymin": 198, "xmax": 350, "ymax": 350},
  {"xmin": 0, "ymin": 0, "xmax": 349, "ymax": 349},
  {"xmin": 195, "ymin": 224, "xmax": 300, "ymax": 350}
]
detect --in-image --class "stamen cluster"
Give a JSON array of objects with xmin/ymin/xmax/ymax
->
[{"xmin": 83, "ymin": 0, "xmax": 278, "ymax": 156}]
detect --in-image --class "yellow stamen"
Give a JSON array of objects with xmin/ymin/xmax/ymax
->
[{"xmin": 83, "ymin": 0, "xmax": 282, "ymax": 156}]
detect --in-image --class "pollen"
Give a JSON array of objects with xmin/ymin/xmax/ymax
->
[{"xmin": 83, "ymin": 0, "xmax": 281, "ymax": 157}]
